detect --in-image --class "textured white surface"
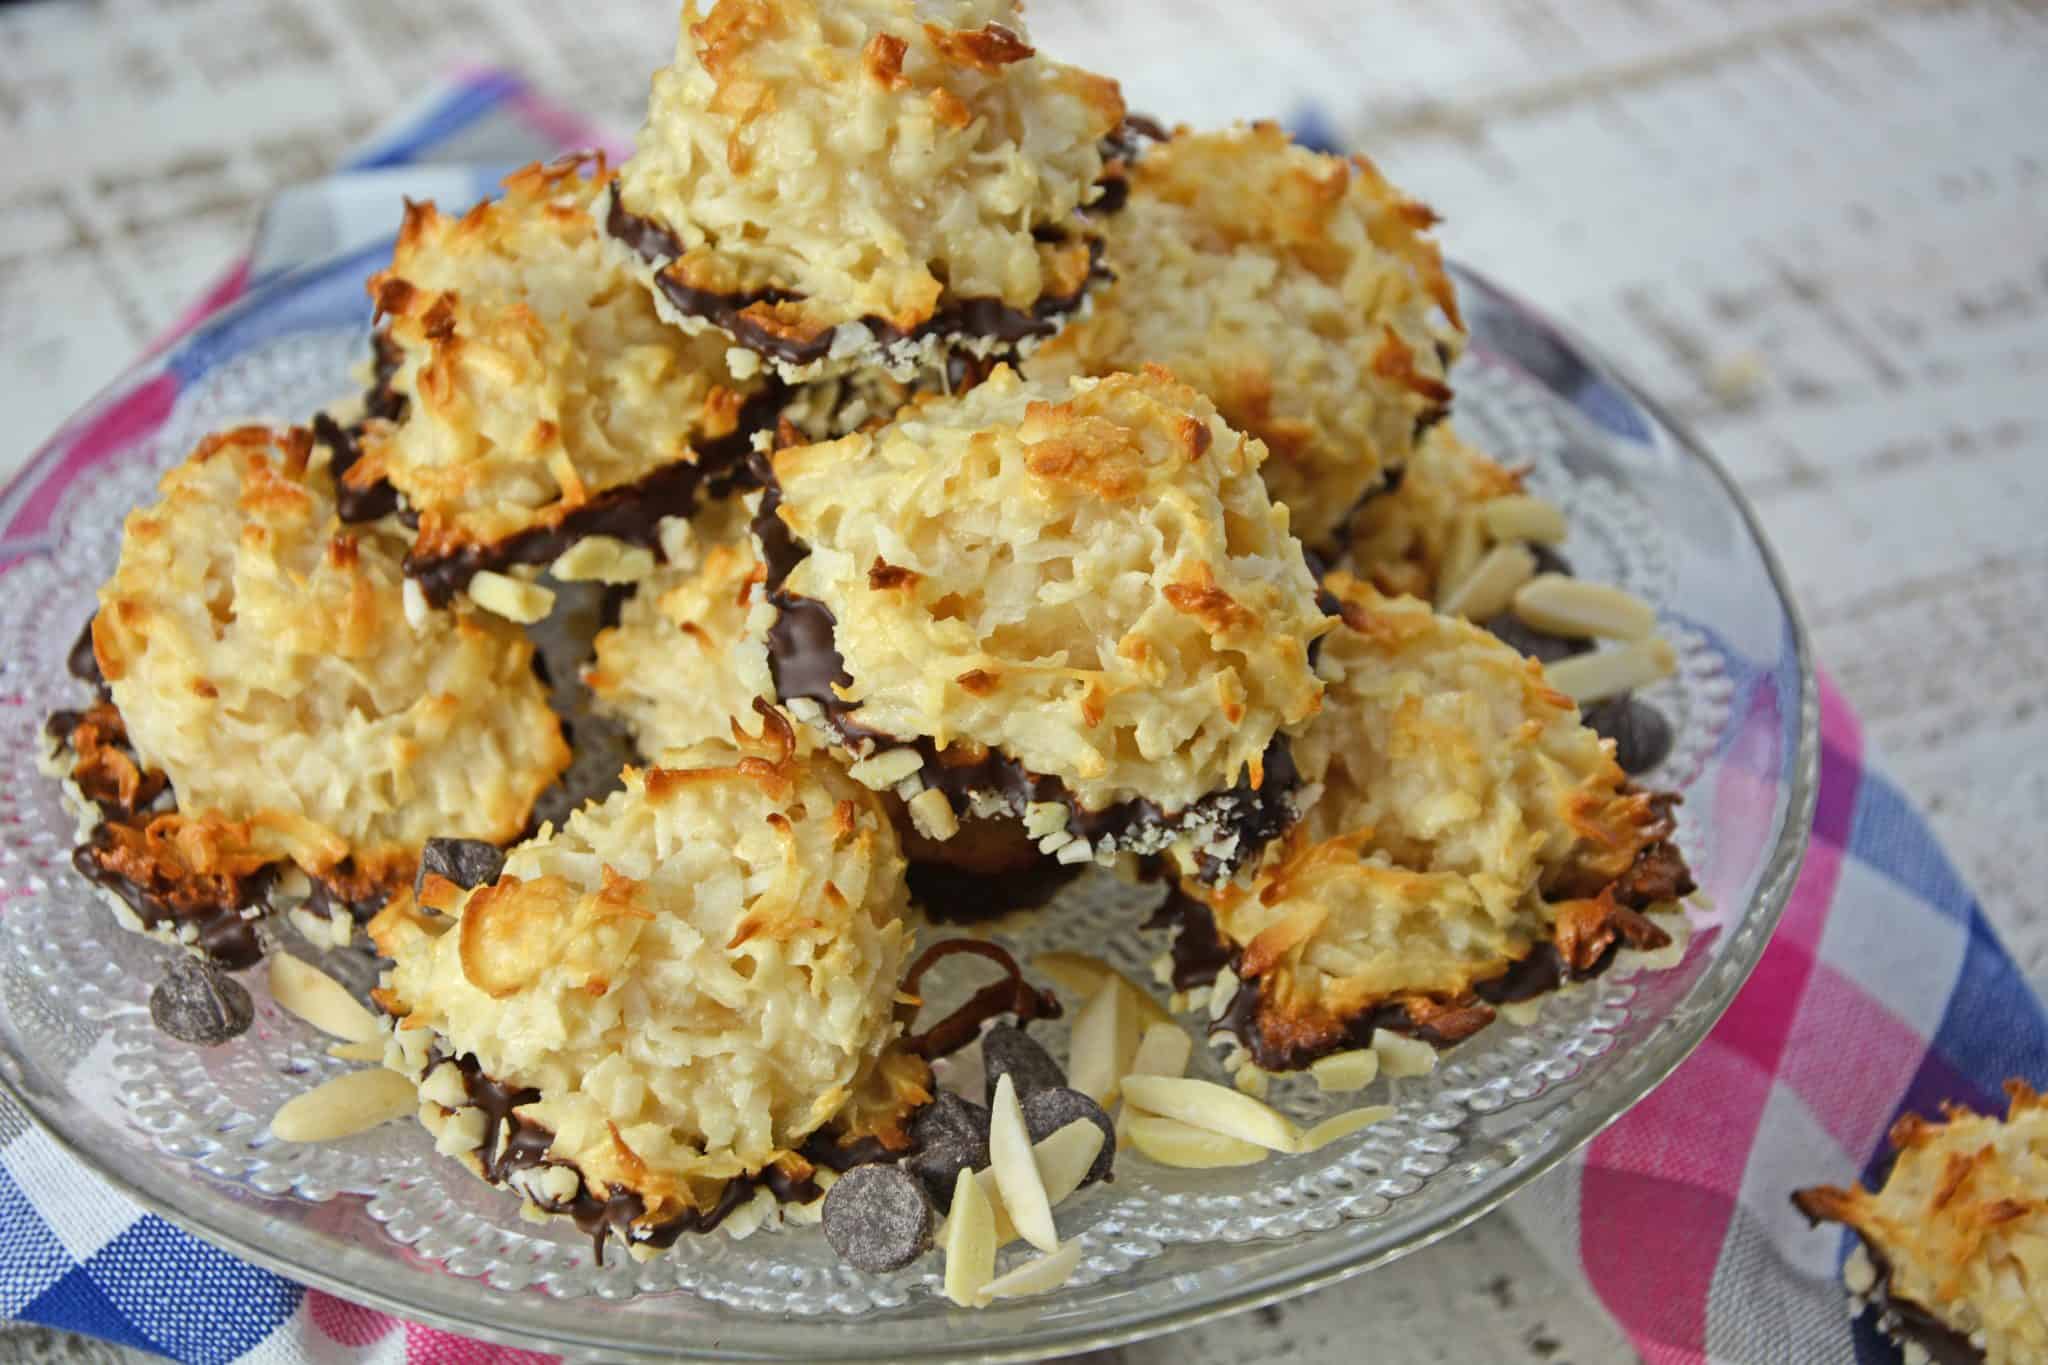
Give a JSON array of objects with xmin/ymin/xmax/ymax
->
[{"xmin": 0, "ymin": 1, "xmax": 2042, "ymax": 1361}]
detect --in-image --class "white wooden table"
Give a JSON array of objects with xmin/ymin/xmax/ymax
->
[{"xmin": 2, "ymin": 1, "xmax": 2043, "ymax": 1360}]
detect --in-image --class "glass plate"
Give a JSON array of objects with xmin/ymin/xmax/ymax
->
[{"xmin": 0, "ymin": 248, "xmax": 1817, "ymax": 1362}]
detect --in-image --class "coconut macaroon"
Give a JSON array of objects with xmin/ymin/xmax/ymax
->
[
  {"xmin": 746, "ymin": 364, "xmax": 1328, "ymax": 878},
  {"xmin": 1176, "ymin": 575, "xmax": 1690, "ymax": 1071},
  {"xmin": 605, "ymin": 0, "xmax": 1127, "ymax": 383},
  {"xmin": 70, "ymin": 426, "xmax": 568, "ymax": 966},
  {"xmin": 346, "ymin": 155, "xmax": 782, "ymax": 607},
  {"xmin": 370, "ymin": 721, "xmax": 921, "ymax": 1255},
  {"xmin": 1796, "ymin": 1082, "xmax": 2048, "ymax": 1365},
  {"xmin": 1026, "ymin": 123, "xmax": 1463, "ymax": 551},
  {"xmin": 584, "ymin": 499, "xmax": 771, "ymax": 757},
  {"xmin": 1341, "ymin": 422, "xmax": 1524, "ymax": 601}
]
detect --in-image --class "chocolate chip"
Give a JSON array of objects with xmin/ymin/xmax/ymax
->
[
  {"xmin": 1480, "ymin": 613, "xmax": 1593, "ymax": 666},
  {"xmin": 149, "ymin": 957, "xmax": 254, "ymax": 1046},
  {"xmin": 1022, "ymin": 1088, "xmax": 1115, "ymax": 1187},
  {"xmin": 981, "ymin": 1024, "xmax": 1066, "ymax": 1107},
  {"xmin": 904, "ymin": 1091, "xmax": 990, "ymax": 1211},
  {"xmin": 415, "ymin": 839, "xmax": 506, "ymax": 899},
  {"xmin": 821, "ymin": 1164, "xmax": 933, "ymax": 1273},
  {"xmin": 1583, "ymin": 695, "xmax": 1674, "ymax": 775}
]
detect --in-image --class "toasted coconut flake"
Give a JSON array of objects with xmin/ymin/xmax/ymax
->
[
  {"xmin": 943, "ymin": 1166, "xmax": 998, "ymax": 1308},
  {"xmin": 989, "ymin": 1074, "xmax": 1059, "ymax": 1253},
  {"xmin": 1512, "ymin": 574, "xmax": 1656, "ymax": 641},
  {"xmin": 269, "ymin": 954, "xmax": 382, "ymax": 1043},
  {"xmin": 468, "ymin": 570, "xmax": 556, "ymax": 624},
  {"xmin": 1118, "ymin": 1074, "xmax": 1301, "ymax": 1153},
  {"xmin": 1439, "ymin": 542, "xmax": 1537, "ymax": 621},
  {"xmin": 1301, "ymin": 1105, "xmax": 1395, "ymax": 1152},
  {"xmin": 1068, "ymin": 978, "xmax": 1135, "ymax": 1104},
  {"xmin": 1126, "ymin": 1113, "xmax": 1268, "ymax": 1169},
  {"xmin": 1544, "ymin": 637, "xmax": 1677, "ymax": 705},
  {"xmin": 271, "ymin": 1067, "xmax": 417, "ymax": 1143},
  {"xmin": 1031, "ymin": 952, "xmax": 1174, "ymax": 1030},
  {"xmin": 976, "ymin": 1241, "xmax": 1083, "ymax": 1305},
  {"xmin": 1310, "ymin": 1048, "xmax": 1379, "ymax": 1093},
  {"xmin": 1371, "ymin": 1030, "xmax": 1439, "ymax": 1079},
  {"xmin": 1479, "ymin": 495, "xmax": 1569, "ymax": 545}
]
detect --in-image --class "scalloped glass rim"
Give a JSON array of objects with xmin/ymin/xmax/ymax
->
[{"xmin": 0, "ymin": 248, "xmax": 1817, "ymax": 1362}]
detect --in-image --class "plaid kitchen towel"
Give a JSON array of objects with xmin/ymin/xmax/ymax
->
[{"xmin": 0, "ymin": 73, "xmax": 2040, "ymax": 1364}]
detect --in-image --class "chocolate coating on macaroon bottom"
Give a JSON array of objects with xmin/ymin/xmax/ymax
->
[
  {"xmin": 750, "ymin": 462, "xmax": 1301, "ymax": 880},
  {"xmin": 397, "ymin": 382, "xmax": 785, "ymax": 607},
  {"xmin": 606, "ymin": 194, "xmax": 1109, "ymax": 373}
]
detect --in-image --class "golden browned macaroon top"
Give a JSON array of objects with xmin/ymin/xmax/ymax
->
[
  {"xmin": 92, "ymin": 424, "xmax": 567, "ymax": 898},
  {"xmin": 1028, "ymin": 122, "xmax": 1463, "ymax": 550},
  {"xmin": 747, "ymin": 364, "xmax": 1329, "ymax": 871},
  {"xmin": 351, "ymin": 155, "xmax": 776, "ymax": 599},
  {"xmin": 373, "ymin": 719, "xmax": 918, "ymax": 1241},
  {"xmin": 1184, "ymin": 575, "xmax": 1687, "ymax": 1070},
  {"xmin": 609, "ymin": 0, "xmax": 1125, "ymax": 380}
]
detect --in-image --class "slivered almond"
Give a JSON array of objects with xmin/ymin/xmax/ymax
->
[
  {"xmin": 269, "ymin": 954, "xmax": 381, "ymax": 1043},
  {"xmin": 1310, "ymin": 1048, "xmax": 1379, "ymax": 1093},
  {"xmin": 1480, "ymin": 495, "xmax": 1570, "ymax": 545},
  {"xmin": 1371, "ymin": 1030, "xmax": 1440, "ymax": 1079},
  {"xmin": 468, "ymin": 570, "xmax": 554, "ymax": 624},
  {"xmin": 1118, "ymin": 1074, "xmax": 1301, "ymax": 1153},
  {"xmin": 271, "ymin": 1067, "xmax": 417, "ymax": 1143},
  {"xmin": 1030, "ymin": 952, "xmax": 1174, "ymax": 1031},
  {"xmin": 327, "ymin": 1038, "xmax": 386, "ymax": 1063},
  {"xmin": 1300, "ymin": 1105, "xmax": 1395, "ymax": 1152},
  {"xmin": 1544, "ymin": 636, "xmax": 1678, "ymax": 704},
  {"xmin": 975, "ymin": 1242, "xmax": 1083, "ymax": 1305},
  {"xmin": 1127, "ymin": 1023, "xmax": 1192, "ymax": 1080},
  {"xmin": 989, "ymin": 1075, "xmax": 1058, "ymax": 1252},
  {"xmin": 549, "ymin": 535, "xmax": 656, "ymax": 584},
  {"xmin": 942, "ymin": 1167, "xmax": 997, "ymax": 1307},
  {"xmin": 1126, "ymin": 1114, "xmax": 1268, "ymax": 1168},
  {"xmin": 907, "ymin": 787, "xmax": 959, "ymax": 841},
  {"xmin": 955, "ymin": 1118, "xmax": 1105, "ymax": 1251},
  {"xmin": 1067, "ymin": 979, "xmax": 1134, "ymax": 1104},
  {"xmin": 1512, "ymin": 574, "xmax": 1656, "ymax": 641},
  {"xmin": 846, "ymin": 748, "xmax": 923, "ymax": 790},
  {"xmin": 1437, "ymin": 511, "xmax": 1484, "ymax": 607},
  {"xmin": 1440, "ymin": 542, "xmax": 1538, "ymax": 621}
]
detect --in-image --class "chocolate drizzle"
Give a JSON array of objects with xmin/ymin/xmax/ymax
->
[
  {"xmin": 71, "ymin": 830, "xmax": 275, "ymax": 971},
  {"xmin": 320, "ymin": 333, "xmax": 408, "ymax": 525},
  {"xmin": 403, "ymin": 381, "xmax": 785, "ymax": 606},
  {"xmin": 751, "ymin": 456, "xmax": 1301, "ymax": 877},
  {"xmin": 431, "ymin": 1048, "xmax": 900, "ymax": 1261},
  {"xmin": 606, "ymin": 194, "xmax": 1110, "ymax": 370},
  {"xmin": 897, "ymin": 939, "xmax": 1061, "ymax": 1061}
]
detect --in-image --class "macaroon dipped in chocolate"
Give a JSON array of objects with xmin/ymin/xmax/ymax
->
[
  {"xmin": 48, "ymin": 426, "xmax": 567, "ymax": 967},
  {"xmin": 370, "ymin": 716, "xmax": 927, "ymax": 1258},
  {"xmin": 604, "ymin": 0, "xmax": 1127, "ymax": 383},
  {"xmin": 1796, "ymin": 1082, "xmax": 2048, "ymax": 1365},
  {"xmin": 740, "ymin": 364, "xmax": 1331, "ymax": 881},
  {"xmin": 345, "ymin": 154, "xmax": 785, "ymax": 609},
  {"xmin": 1172, "ymin": 575, "xmax": 1692, "ymax": 1072},
  {"xmin": 1027, "ymin": 122, "xmax": 1463, "ymax": 553}
]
